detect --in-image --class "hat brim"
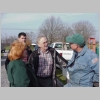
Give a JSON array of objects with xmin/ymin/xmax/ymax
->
[{"xmin": 66, "ymin": 36, "xmax": 73, "ymax": 43}]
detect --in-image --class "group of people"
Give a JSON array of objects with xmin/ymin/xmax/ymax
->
[{"xmin": 5, "ymin": 32, "xmax": 99, "ymax": 87}]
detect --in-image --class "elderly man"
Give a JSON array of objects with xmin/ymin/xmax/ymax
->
[
  {"xmin": 64, "ymin": 33, "xmax": 99, "ymax": 87},
  {"xmin": 28, "ymin": 36, "xmax": 68, "ymax": 87}
]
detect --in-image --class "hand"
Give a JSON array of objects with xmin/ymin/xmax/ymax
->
[{"xmin": 93, "ymin": 82, "xmax": 99, "ymax": 87}]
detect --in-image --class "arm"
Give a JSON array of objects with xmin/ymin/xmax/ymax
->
[
  {"xmin": 91, "ymin": 57, "xmax": 99, "ymax": 87},
  {"xmin": 28, "ymin": 53, "xmax": 35, "ymax": 71},
  {"xmin": 5, "ymin": 57, "xmax": 10, "ymax": 71},
  {"xmin": 27, "ymin": 48, "xmax": 32, "ymax": 60},
  {"xmin": 5, "ymin": 50, "xmax": 10, "ymax": 71},
  {"xmin": 55, "ymin": 50, "xmax": 68, "ymax": 68}
]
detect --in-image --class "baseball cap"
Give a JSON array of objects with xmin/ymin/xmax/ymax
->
[{"xmin": 66, "ymin": 33, "xmax": 85, "ymax": 46}]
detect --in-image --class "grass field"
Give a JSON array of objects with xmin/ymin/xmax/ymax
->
[
  {"xmin": 5, "ymin": 45, "xmax": 34, "ymax": 51},
  {"xmin": 56, "ymin": 68, "xmax": 67, "ymax": 85},
  {"xmin": 5, "ymin": 46, "xmax": 10, "ymax": 50},
  {"xmin": 30, "ymin": 45, "xmax": 34, "ymax": 51}
]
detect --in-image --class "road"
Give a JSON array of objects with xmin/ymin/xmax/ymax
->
[{"xmin": 1, "ymin": 50, "xmax": 9, "ymax": 87}]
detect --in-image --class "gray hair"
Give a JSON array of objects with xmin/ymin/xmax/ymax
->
[{"xmin": 36, "ymin": 36, "xmax": 47, "ymax": 44}]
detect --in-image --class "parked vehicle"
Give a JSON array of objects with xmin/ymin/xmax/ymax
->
[
  {"xmin": 1, "ymin": 45, "xmax": 5, "ymax": 53},
  {"xmin": 50, "ymin": 42, "xmax": 73, "ymax": 80},
  {"xmin": 31, "ymin": 43, "xmax": 39, "ymax": 51},
  {"xmin": 50, "ymin": 42, "xmax": 73, "ymax": 60},
  {"xmin": 31, "ymin": 43, "xmax": 36, "ymax": 46}
]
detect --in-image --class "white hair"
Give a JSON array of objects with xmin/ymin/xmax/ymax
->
[{"xmin": 36, "ymin": 36, "xmax": 47, "ymax": 44}]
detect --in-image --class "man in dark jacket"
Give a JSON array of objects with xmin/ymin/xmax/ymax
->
[
  {"xmin": 5, "ymin": 32, "xmax": 32, "ymax": 70},
  {"xmin": 28, "ymin": 36, "xmax": 68, "ymax": 87}
]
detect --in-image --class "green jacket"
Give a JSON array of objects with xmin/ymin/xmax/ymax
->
[{"xmin": 7, "ymin": 59, "xmax": 30, "ymax": 87}]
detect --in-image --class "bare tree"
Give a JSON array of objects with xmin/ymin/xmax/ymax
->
[
  {"xmin": 61, "ymin": 24, "xmax": 73, "ymax": 42},
  {"xmin": 38, "ymin": 17, "xmax": 97, "ymax": 44},
  {"xmin": 1, "ymin": 33, "xmax": 17, "ymax": 46},
  {"xmin": 38, "ymin": 16, "xmax": 65, "ymax": 44},
  {"xmin": 26, "ymin": 32, "xmax": 37, "ymax": 45},
  {"xmin": 72, "ymin": 21, "xmax": 96, "ymax": 42}
]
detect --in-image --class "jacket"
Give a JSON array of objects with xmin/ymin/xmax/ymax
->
[
  {"xmin": 7, "ymin": 59, "xmax": 30, "ymax": 87},
  {"xmin": 64, "ymin": 45, "xmax": 99, "ymax": 87},
  {"xmin": 28, "ymin": 47, "xmax": 68, "ymax": 87}
]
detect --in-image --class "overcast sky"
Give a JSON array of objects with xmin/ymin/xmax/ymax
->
[{"xmin": 1, "ymin": 13, "xmax": 99, "ymax": 41}]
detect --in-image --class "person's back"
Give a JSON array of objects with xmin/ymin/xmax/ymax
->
[
  {"xmin": 6, "ymin": 41, "xmax": 30, "ymax": 87},
  {"xmin": 7, "ymin": 59, "xmax": 30, "ymax": 87}
]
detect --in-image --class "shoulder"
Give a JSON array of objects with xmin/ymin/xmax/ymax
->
[
  {"xmin": 86, "ymin": 48, "xmax": 98, "ymax": 57},
  {"xmin": 7, "ymin": 59, "xmax": 26, "ymax": 71},
  {"xmin": 86, "ymin": 49, "xmax": 99, "ymax": 65},
  {"xmin": 29, "ymin": 49, "xmax": 38, "ymax": 59},
  {"xmin": 9, "ymin": 59, "xmax": 25, "ymax": 67},
  {"xmin": 31, "ymin": 49, "xmax": 38, "ymax": 55},
  {"xmin": 48, "ymin": 47, "xmax": 55, "ymax": 52},
  {"xmin": 15, "ymin": 59, "xmax": 25, "ymax": 63}
]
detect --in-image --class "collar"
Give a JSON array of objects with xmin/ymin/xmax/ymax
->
[
  {"xmin": 77, "ymin": 45, "xmax": 88, "ymax": 57},
  {"xmin": 67, "ymin": 45, "xmax": 88, "ymax": 66},
  {"xmin": 38, "ymin": 48, "xmax": 49, "ymax": 54}
]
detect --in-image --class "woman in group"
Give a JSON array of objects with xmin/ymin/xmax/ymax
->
[{"xmin": 7, "ymin": 41, "xmax": 30, "ymax": 87}]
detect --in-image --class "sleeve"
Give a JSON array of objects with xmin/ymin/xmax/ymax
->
[
  {"xmin": 5, "ymin": 57, "xmax": 10, "ymax": 71},
  {"xmin": 12, "ymin": 62, "xmax": 30, "ymax": 87},
  {"xmin": 5, "ymin": 50, "xmax": 10, "ymax": 71},
  {"xmin": 27, "ymin": 48, "xmax": 32, "ymax": 60},
  {"xmin": 90, "ymin": 57, "xmax": 99, "ymax": 83},
  {"xmin": 56, "ymin": 50, "xmax": 68, "ymax": 68},
  {"xmin": 28, "ymin": 53, "xmax": 35, "ymax": 72}
]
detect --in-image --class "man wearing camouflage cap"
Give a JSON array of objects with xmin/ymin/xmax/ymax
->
[{"xmin": 64, "ymin": 33, "xmax": 99, "ymax": 87}]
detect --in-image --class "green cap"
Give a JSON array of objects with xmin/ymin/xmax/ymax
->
[{"xmin": 66, "ymin": 33, "xmax": 85, "ymax": 46}]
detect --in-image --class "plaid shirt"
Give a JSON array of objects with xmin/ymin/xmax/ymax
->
[{"xmin": 37, "ymin": 50, "xmax": 53, "ymax": 77}]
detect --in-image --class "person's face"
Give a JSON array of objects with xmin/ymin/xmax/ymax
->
[
  {"xmin": 38, "ymin": 37, "xmax": 48, "ymax": 51},
  {"xmin": 69, "ymin": 43, "xmax": 78, "ymax": 51},
  {"xmin": 18, "ymin": 35, "xmax": 26, "ymax": 43}
]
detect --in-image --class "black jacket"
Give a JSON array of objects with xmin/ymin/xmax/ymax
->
[{"xmin": 28, "ymin": 47, "xmax": 68, "ymax": 86}]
